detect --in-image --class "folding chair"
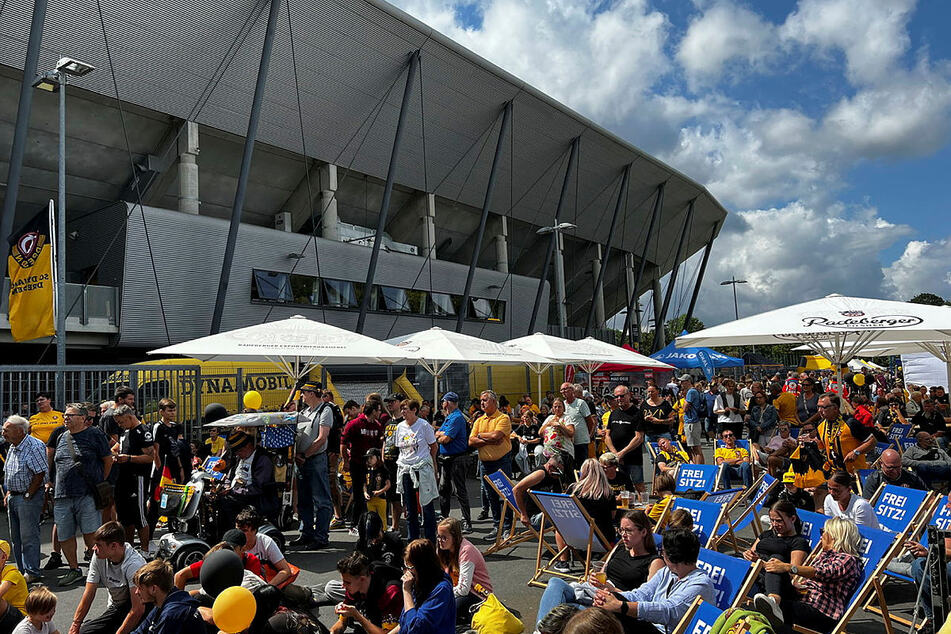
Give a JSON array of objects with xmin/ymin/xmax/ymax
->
[
  {"xmin": 714, "ymin": 439, "xmax": 758, "ymax": 485},
  {"xmin": 482, "ymin": 470, "xmax": 556, "ymax": 557},
  {"xmin": 868, "ymin": 442, "xmax": 893, "ymax": 467},
  {"xmin": 887, "ymin": 423, "xmax": 913, "ymax": 442},
  {"xmin": 867, "ymin": 483, "xmax": 935, "ymax": 535},
  {"xmin": 656, "ymin": 497, "xmax": 735, "ymax": 549},
  {"xmin": 674, "ymin": 464, "xmax": 723, "ymax": 495},
  {"xmin": 794, "ymin": 523, "xmax": 904, "ymax": 634},
  {"xmin": 696, "ymin": 547, "xmax": 763, "ymax": 609},
  {"xmin": 527, "ymin": 490, "xmax": 613, "ymax": 588},
  {"xmin": 855, "ymin": 469, "xmax": 876, "ymax": 496},
  {"xmin": 894, "ymin": 437, "xmax": 917, "ymax": 453},
  {"xmin": 714, "ymin": 474, "xmax": 779, "ymax": 550},
  {"xmin": 796, "ymin": 509, "xmax": 827, "ymax": 549},
  {"xmin": 672, "ymin": 597, "xmax": 724, "ymax": 634}
]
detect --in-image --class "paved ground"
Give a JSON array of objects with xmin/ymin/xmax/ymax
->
[{"xmin": 3, "ymin": 443, "xmax": 920, "ymax": 632}]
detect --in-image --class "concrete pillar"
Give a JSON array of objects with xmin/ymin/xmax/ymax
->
[
  {"xmin": 177, "ymin": 121, "xmax": 200, "ymax": 214},
  {"xmin": 318, "ymin": 163, "xmax": 338, "ymax": 241},
  {"xmin": 554, "ymin": 229, "xmax": 567, "ymax": 330},
  {"xmin": 494, "ymin": 215, "xmax": 508, "ymax": 273},
  {"xmin": 420, "ymin": 193, "xmax": 436, "ymax": 259},
  {"xmin": 591, "ymin": 244, "xmax": 605, "ymax": 329},
  {"xmin": 625, "ymin": 252, "xmax": 636, "ymax": 307},
  {"xmin": 652, "ymin": 275, "xmax": 664, "ymax": 350}
]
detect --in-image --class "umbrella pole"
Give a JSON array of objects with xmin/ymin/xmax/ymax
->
[{"xmin": 538, "ymin": 371, "xmax": 543, "ymax": 407}]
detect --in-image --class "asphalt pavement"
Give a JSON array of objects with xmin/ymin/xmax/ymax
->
[{"xmin": 1, "ymin": 443, "xmax": 917, "ymax": 632}]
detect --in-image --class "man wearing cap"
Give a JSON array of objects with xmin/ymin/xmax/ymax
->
[
  {"xmin": 469, "ymin": 390, "xmax": 513, "ymax": 529},
  {"xmin": 220, "ymin": 431, "xmax": 276, "ymax": 533},
  {"xmin": 435, "ymin": 392, "xmax": 471, "ymax": 533},
  {"xmin": 2, "ymin": 415, "xmax": 47, "ymax": 584},
  {"xmin": 173, "ymin": 528, "xmax": 263, "ymax": 589},
  {"xmin": 679, "ymin": 375, "xmax": 704, "ymax": 464},
  {"xmin": 380, "ymin": 394, "xmax": 405, "ymax": 533},
  {"xmin": 762, "ymin": 472, "xmax": 815, "ymax": 511},
  {"xmin": 291, "ymin": 382, "xmax": 333, "ymax": 549}
]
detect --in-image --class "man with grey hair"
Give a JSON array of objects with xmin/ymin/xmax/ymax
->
[
  {"xmin": 52, "ymin": 404, "xmax": 113, "ymax": 585},
  {"xmin": 561, "ymin": 382, "xmax": 594, "ymax": 464},
  {"xmin": 2, "ymin": 414, "xmax": 48, "ymax": 582},
  {"xmin": 469, "ymin": 390, "xmax": 513, "ymax": 529}
]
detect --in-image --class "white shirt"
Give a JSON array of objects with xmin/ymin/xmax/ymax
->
[
  {"xmin": 395, "ymin": 418, "xmax": 437, "ymax": 467},
  {"xmin": 231, "ymin": 449, "xmax": 255, "ymax": 493},
  {"xmin": 563, "ymin": 398, "xmax": 591, "ymax": 445},
  {"xmin": 13, "ymin": 620, "xmax": 53, "ymax": 634},
  {"xmin": 823, "ymin": 493, "xmax": 880, "ymax": 529},
  {"xmin": 715, "ymin": 392, "xmax": 744, "ymax": 423},
  {"xmin": 246, "ymin": 532, "xmax": 284, "ymax": 565},
  {"xmin": 86, "ymin": 543, "xmax": 148, "ymax": 607}
]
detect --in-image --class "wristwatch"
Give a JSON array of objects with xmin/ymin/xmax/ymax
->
[
  {"xmin": 24, "ymin": 492, "xmax": 32, "ymax": 500},
  {"xmin": 790, "ymin": 565, "xmax": 800, "ymax": 575}
]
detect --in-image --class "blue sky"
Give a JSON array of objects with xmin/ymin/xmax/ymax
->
[{"xmin": 392, "ymin": 0, "xmax": 951, "ymax": 326}]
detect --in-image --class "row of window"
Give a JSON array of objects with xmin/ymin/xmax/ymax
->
[{"xmin": 251, "ymin": 270, "xmax": 506, "ymax": 322}]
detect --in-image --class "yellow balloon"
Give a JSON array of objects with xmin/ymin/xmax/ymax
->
[
  {"xmin": 243, "ymin": 390, "xmax": 263, "ymax": 410},
  {"xmin": 213, "ymin": 586, "xmax": 256, "ymax": 634},
  {"xmin": 853, "ymin": 374, "xmax": 866, "ymax": 386}
]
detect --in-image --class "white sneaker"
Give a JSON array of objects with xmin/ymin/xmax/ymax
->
[{"xmin": 754, "ymin": 593, "xmax": 784, "ymax": 626}]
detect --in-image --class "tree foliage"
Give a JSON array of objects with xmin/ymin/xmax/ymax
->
[{"xmin": 908, "ymin": 292, "xmax": 949, "ymax": 306}]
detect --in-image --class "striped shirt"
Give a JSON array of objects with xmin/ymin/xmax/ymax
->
[{"xmin": 4, "ymin": 434, "xmax": 48, "ymax": 493}]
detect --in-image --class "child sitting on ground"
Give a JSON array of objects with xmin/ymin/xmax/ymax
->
[{"xmin": 11, "ymin": 585, "xmax": 57, "ymax": 634}]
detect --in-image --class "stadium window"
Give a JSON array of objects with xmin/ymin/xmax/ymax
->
[
  {"xmin": 251, "ymin": 270, "xmax": 292, "ymax": 302},
  {"xmin": 290, "ymin": 274, "xmax": 319, "ymax": 305},
  {"xmin": 379, "ymin": 286, "xmax": 410, "ymax": 312},
  {"xmin": 469, "ymin": 297, "xmax": 506, "ymax": 322},
  {"xmin": 430, "ymin": 293, "xmax": 458, "ymax": 317},
  {"xmin": 323, "ymin": 279, "xmax": 359, "ymax": 308}
]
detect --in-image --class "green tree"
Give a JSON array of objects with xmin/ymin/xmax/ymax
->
[{"xmin": 908, "ymin": 292, "xmax": 948, "ymax": 306}]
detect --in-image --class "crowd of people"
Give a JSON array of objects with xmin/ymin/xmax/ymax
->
[{"xmin": 0, "ymin": 364, "xmax": 949, "ymax": 634}]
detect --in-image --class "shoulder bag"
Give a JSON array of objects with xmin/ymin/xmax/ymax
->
[{"xmin": 64, "ymin": 431, "xmax": 115, "ymax": 510}]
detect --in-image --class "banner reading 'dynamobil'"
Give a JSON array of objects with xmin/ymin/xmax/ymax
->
[{"xmin": 7, "ymin": 205, "xmax": 55, "ymax": 341}]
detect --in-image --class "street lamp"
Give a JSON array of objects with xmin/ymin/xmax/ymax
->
[
  {"xmin": 720, "ymin": 276, "xmax": 748, "ymax": 321},
  {"xmin": 33, "ymin": 56, "xmax": 95, "ymax": 406},
  {"xmin": 536, "ymin": 221, "xmax": 576, "ymax": 331}
]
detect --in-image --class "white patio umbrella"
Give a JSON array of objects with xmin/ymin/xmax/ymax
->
[
  {"xmin": 678, "ymin": 294, "xmax": 951, "ymax": 389},
  {"xmin": 385, "ymin": 327, "xmax": 554, "ymax": 401},
  {"xmin": 149, "ymin": 315, "xmax": 416, "ymax": 380},
  {"xmin": 503, "ymin": 332, "xmax": 674, "ymax": 403}
]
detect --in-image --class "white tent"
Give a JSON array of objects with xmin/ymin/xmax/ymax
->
[
  {"xmin": 149, "ymin": 315, "xmax": 416, "ymax": 380},
  {"xmin": 677, "ymin": 294, "xmax": 951, "ymax": 388},
  {"xmin": 385, "ymin": 327, "xmax": 554, "ymax": 400},
  {"xmin": 846, "ymin": 358, "xmax": 885, "ymax": 372},
  {"xmin": 502, "ymin": 332, "xmax": 674, "ymax": 402},
  {"xmin": 848, "ymin": 340, "xmax": 951, "ymax": 389}
]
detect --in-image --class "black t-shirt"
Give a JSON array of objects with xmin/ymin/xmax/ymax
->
[
  {"xmin": 119, "ymin": 423, "xmax": 154, "ymax": 479},
  {"xmin": 755, "ymin": 529, "xmax": 810, "ymax": 562},
  {"xmin": 640, "ymin": 399, "xmax": 674, "ymax": 437},
  {"xmin": 763, "ymin": 488, "xmax": 815, "ymax": 512},
  {"xmin": 607, "ymin": 470, "xmax": 633, "ymax": 496},
  {"xmin": 515, "ymin": 423, "xmax": 540, "ymax": 442},
  {"xmin": 578, "ymin": 494, "xmax": 617, "ymax": 543},
  {"xmin": 524, "ymin": 468, "xmax": 562, "ymax": 517},
  {"xmin": 365, "ymin": 466, "xmax": 390, "ymax": 496},
  {"xmin": 912, "ymin": 410, "xmax": 948, "ymax": 435},
  {"xmin": 605, "ymin": 549, "xmax": 659, "ymax": 592},
  {"xmin": 152, "ymin": 421, "xmax": 183, "ymax": 473},
  {"xmin": 608, "ymin": 406, "xmax": 645, "ymax": 466},
  {"xmin": 47, "ymin": 425, "xmax": 67, "ymax": 450}
]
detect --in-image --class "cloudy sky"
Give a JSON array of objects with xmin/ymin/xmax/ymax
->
[{"xmin": 389, "ymin": 0, "xmax": 951, "ymax": 327}]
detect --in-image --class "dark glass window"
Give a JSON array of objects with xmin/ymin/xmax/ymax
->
[
  {"xmin": 431, "ymin": 293, "xmax": 458, "ymax": 317},
  {"xmin": 290, "ymin": 274, "xmax": 319, "ymax": 305},
  {"xmin": 323, "ymin": 279, "xmax": 359, "ymax": 308},
  {"xmin": 252, "ymin": 270, "xmax": 292, "ymax": 302},
  {"xmin": 469, "ymin": 298, "xmax": 505, "ymax": 322}
]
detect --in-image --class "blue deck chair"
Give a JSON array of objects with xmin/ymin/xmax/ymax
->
[
  {"xmin": 648, "ymin": 440, "xmax": 689, "ymax": 460},
  {"xmin": 869, "ymin": 483, "xmax": 933, "ymax": 535},
  {"xmin": 789, "ymin": 427, "xmax": 801, "ymax": 439},
  {"xmin": 856, "ymin": 469, "xmax": 876, "ymax": 496},
  {"xmin": 868, "ymin": 442, "xmax": 893, "ymax": 467},
  {"xmin": 659, "ymin": 497, "xmax": 730, "ymax": 548},
  {"xmin": 720, "ymin": 473, "xmax": 778, "ymax": 536},
  {"xmin": 672, "ymin": 597, "xmax": 724, "ymax": 634},
  {"xmin": 894, "ymin": 437, "xmax": 917, "ymax": 453},
  {"xmin": 715, "ymin": 439, "xmax": 759, "ymax": 485},
  {"xmin": 696, "ymin": 547, "xmax": 762, "ymax": 609},
  {"xmin": 887, "ymin": 423, "xmax": 913, "ymax": 441},
  {"xmin": 796, "ymin": 509, "xmax": 827, "ymax": 549},
  {"xmin": 675, "ymin": 464, "xmax": 721, "ymax": 494}
]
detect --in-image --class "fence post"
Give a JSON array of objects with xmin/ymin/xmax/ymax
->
[{"xmin": 236, "ymin": 367, "xmax": 244, "ymax": 413}]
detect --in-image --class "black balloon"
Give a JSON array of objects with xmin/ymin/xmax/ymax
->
[
  {"xmin": 204, "ymin": 403, "xmax": 229, "ymax": 424},
  {"xmin": 200, "ymin": 549, "xmax": 244, "ymax": 598}
]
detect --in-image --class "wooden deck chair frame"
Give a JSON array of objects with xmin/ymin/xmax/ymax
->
[
  {"xmin": 696, "ymin": 548, "xmax": 764, "ymax": 610},
  {"xmin": 793, "ymin": 524, "xmax": 909, "ymax": 634},
  {"xmin": 481, "ymin": 471, "xmax": 557, "ymax": 557},
  {"xmin": 527, "ymin": 490, "xmax": 614, "ymax": 588},
  {"xmin": 654, "ymin": 497, "xmax": 735, "ymax": 550},
  {"xmin": 861, "ymin": 493, "xmax": 942, "ymax": 629},
  {"xmin": 671, "ymin": 596, "xmax": 724, "ymax": 634},
  {"xmin": 710, "ymin": 474, "xmax": 780, "ymax": 550}
]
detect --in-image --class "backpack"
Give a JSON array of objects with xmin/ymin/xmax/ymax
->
[{"xmin": 710, "ymin": 608, "xmax": 775, "ymax": 634}]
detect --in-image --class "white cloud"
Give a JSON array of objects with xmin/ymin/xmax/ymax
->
[
  {"xmin": 676, "ymin": 2, "xmax": 778, "ymax": 89},
  {"xmin": 884, "ymin": 239, "xmax": 951, "ymax": 301}
]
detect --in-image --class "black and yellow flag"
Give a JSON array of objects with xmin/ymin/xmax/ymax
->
[{"xmin": 7, "ymin": 203, "xmax": 55, "ymax": 341}]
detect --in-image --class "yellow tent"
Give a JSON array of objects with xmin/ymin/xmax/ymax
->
[{"xmin": 800, "ymin": 355, "xmax": 832, "ymax": 371}]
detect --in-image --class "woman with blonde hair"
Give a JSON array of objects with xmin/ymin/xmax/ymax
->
[
  {"xmin": 754, "ymin": 516, "xmax": 863, "ymax": 634},
  {"xmin": 552, "ymin": 459, "xmax": 617, "ymax": 574}
]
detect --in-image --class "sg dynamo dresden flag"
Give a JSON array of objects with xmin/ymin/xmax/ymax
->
[{"xmin": 7, "ymin": 205, "xmax": 56, "ymax": 341}]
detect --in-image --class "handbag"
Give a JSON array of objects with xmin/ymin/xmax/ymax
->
[
  {"xmin": 64, "ymin": 431, "xmax": 115, "ymax": 510},
  {"xmin": 470, "ymin": 593, "xmax": 523, "ymax": 634}
]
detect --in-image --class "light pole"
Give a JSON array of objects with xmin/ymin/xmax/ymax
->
[
  {"xmin": 33, "ymin": 56, "xmax": 95, "ymax": 406},
  {"xmin": 536, "ymin": 221, "xmax": 576, "ymax": 333},
  {"xmin": 720, "ymin": 276, "xmax": 747, "ymax": 320}
]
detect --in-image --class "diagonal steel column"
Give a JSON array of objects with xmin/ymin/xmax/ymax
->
[
  {"xmin": 211, "ymin": 0, "xmax": 284, "ymax": 334},
  {"xmin": 584, "ymin": 163, "xmax": 631, "ymax": 336},
  {"xmin": 622, "ymin": 182, "xmax": 664, "ymax": 345},
  {"xmin": 0, "ymin": 0, "xmax": 49, "ymax": 284},
  {"xmin": 528, "ymin": 137, "xmax": 579, "ymax": 335},
  {"xmin": 653, "ymin": 198, "xmax": 695, "ymax": 352},
  {"xmin": 456, "ymin": 100, "xmax": 512, "ymax": 332},
  {"xmin": 683, "ymin": 219, "xmax": 720, "ymax": 330},
  {"xmin": 356, "ymin": 51, "xmax": 420, "ymax": 334}
]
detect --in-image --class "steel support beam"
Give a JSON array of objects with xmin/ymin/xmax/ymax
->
[
  {"xmin": 653, "ymin": 198, "xmax": 695, "ymax": 352},
  {"xmin": 356, "ymin": 51, "xmax": 420, "ymax": 333},
  {"xmin": 0, "ymin": 0, "xmax": 48, "ymax": 284},
  {"xmin": 210, "ymin": 0, "xmax": 283, "ymax": 334},
  {"xmin": 622, "ymin": 182, "xmax": 665, "ymax": 345},
  {"xmin": 584, "ymin": 163, "xmax": 630, "ymax": 336},
  {"xmin": 528, "ymin": 137, "xmax": 579, "ymax": 335},
  {"xmin": 456, "ymin": 100, "xmax": 512, "ymax": 332},
  {"xmin": 683, "ymin": 219, "xmax": 719, "ymax": 331}
]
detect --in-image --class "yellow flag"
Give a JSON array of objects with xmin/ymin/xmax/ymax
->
[
  {"xmin": 395, "ymin": 369, "xmax": 423, "ymax": 403},
  {"xmin": 7, "ymin": 204, "xmax": 55, "ymax": 341}
]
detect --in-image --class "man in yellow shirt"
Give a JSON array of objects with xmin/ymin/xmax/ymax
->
[
  {"xmin": 469, "ymin": 390, "xmax": 512, "ymax": 528},
  {"xmin": 769, "ymin": 382, "xmax": 799, "ymax": 426},
  {"xmin": 714, "ymin": 429, "xmax": 752, "ymax": 488},
  {"xmin": 28, "ymin": 392, "xmax": 63, "ymax": 445}
]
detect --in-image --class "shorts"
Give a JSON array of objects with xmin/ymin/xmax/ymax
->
[
  {"xmin": 683, "ymin": 422, "xmax": 702, "ymax": 447},
  {"xmin": 54, "ymin": 494, "xmax": 101, "ymax": 538},
  {"xmin": 116, "ymin": 475, "xmax": 148, "ymax": 529},
  {"xmin": 623, "ymin": 464, "xmax": 644, "ymax": 484},
  {"xmin": 384, "ymin": 459, "xmax": 401, "ymax": 503}
]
